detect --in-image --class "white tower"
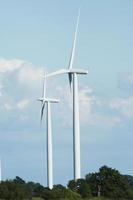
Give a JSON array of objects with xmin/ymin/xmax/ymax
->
[
  {"xmin": 38, "ymin": 75, "xmax": 59, "ymax": 189},
  {"xmin": 46, "ymin": 10, "xmax": 88, "ymax": 180}
]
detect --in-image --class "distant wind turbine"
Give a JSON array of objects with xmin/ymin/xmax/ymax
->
[
  {"xmin": 38, "ymin": 74, "xmax": 59, "ymax": 189},
  {"xmin": 46, "ymin": 10, "xmax": 88, "ymax": 180}
]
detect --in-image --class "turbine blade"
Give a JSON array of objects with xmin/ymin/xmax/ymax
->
[
  {"xmin": 40, "ymin": 102, "xmax": 45, "ymax": 123},
  {"xmin": 68, "ymin": 73, "xmax": 73, "ymax": 91},
  {"xmin": 68, "ymin": 9, "xmax": 80, "ymax": 70},
  {"xmin": 46, "ymin": 69, "xmax": 68, "ymax": 77},
  {"xmin": 37, "ymin": 98, "xmax": 43, "ymax": 102}
]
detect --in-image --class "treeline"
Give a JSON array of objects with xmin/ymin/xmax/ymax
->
[{"xmin": 0, "ymin": 166, "xmax": 133, "ymax": 200}]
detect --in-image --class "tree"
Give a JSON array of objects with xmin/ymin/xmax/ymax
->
[
  {"xmin": 68, "ymin": 178, "xmax": 91, "ymax": 198},
  {"xmin": 34, "ymin": 184, "xmax": 45, "ymax": 197},
  {"xmin": 86, "ymin": 165, "xmax": 133, "ymax": 199},
  {"xmin": 13, "ymin": 176, "xmax": 25, "ymax": 184}
]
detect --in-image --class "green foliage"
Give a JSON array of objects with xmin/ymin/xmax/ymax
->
[
  {"xmin": 85, "ymin": 198, "xmax": 111, "ymax": 200},
  {"xmin": 86, "ymin": 165, "xmax": 133, "ymax": 199},
  {"xmin": 0, "ymin": 177, "xmax": 44, "ymax": 200},
  {"xmin": 68, "ymin": 179, "xmax": 91, "ymax": 198},
  {"xmin": 0, "ymin": 166, "xmax": 133, "ymax": 199},
  {"xmin": 13, "ymin": 176, "xmax": 25, "ymax": 184},
  {"xmin": 0, "ymin": 180, "xmax": 28, "ymax": 200},
  {"xmin": 40, "ymin": 186, "xmax": 82, "ymax": 200}
]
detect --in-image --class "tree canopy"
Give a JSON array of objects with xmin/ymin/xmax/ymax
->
[{"xmin": 0, "ymin": 166, "xmax": 133, "ymax": 200}]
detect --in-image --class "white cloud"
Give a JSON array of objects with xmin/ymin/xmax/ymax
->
[
  {"xmin": 56, "ymin": 85, "xmax": 93, "ymax": 117},
  {"xmin": 54, "ymin": 85, "xmax": 120, "ymax": 128},
  {"xmin": 0, "ymin": 58, "xmax": 45, "ymax": 90},
  {"xmin": 17, "ymin": 65, "xmax": 45, "ymax": 90},
  {"xmin": 110, "ymin": 97, "xmax": 133, "ymax": 118},
  {"xmin": 0, "ymin": 58, "xmax": 46, "ymax": 126},
  {"xmin": 17, "ymin": 99, "xmax": 30, "ymax": 110},
  {"xmin": 120, "ymin": 73, "xmax": 133, "ymax": 85},
  {"xmin": 3, "ymin": 103, "xmax": 12, "ymax": 111},
  {"xmin": 0, "ymin": 83, "xmax": 3, "ymax": 96},
  {"xmin": 0, "ymin": 57, "xmax": 124, "ymax": 129},
  {"xmin": 79, "ymin": 86, "xmax": 94, "ymax": 123},
  {"xmin": 18, "ymin": 66, "xmax": 44, "ymax": 83},
  {"xmin": 0, "ymin": 58, "xmax": 26, "ymax": 73},
  {"xmin": 76, "ymin": 87, "xmax": 121, "ymax": 127},
  {"xmin": 89, "ymin": 114, "xmax": 122, "ymax": 127},
  {"xmin": 78, "ymin": 88, "xmax": 121, "ymax": 127}
]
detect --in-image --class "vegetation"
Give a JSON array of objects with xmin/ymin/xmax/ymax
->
[{"xmin": 0, "ymin": 166, "xmax": 133, "ymax": 200}]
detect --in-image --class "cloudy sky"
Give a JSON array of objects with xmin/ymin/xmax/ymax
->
[{"xmin": 0, "ymin": 0, "xmax": 133, "ymax": 186}]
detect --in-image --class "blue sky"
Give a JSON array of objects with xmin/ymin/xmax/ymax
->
[{"xmin": 0, "ymin": 0, "xmax": 133, "ymax": 186}]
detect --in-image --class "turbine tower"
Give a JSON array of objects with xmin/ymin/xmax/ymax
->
[
  {"xmin": 47, "ymin": 10, "xmax": 88, "ymax": 180},
  {"xmin": 38, "ymin": 74, "xmax": 59, "ymax": 189}
]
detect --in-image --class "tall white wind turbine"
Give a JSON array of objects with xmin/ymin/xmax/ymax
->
[
  {"xmin": 38, "ymin": 74, "xmax": 59, "ymax": 189},
  {"xmin": 46, "ymin": 10, "xmax": 88, "ymax": 180}
]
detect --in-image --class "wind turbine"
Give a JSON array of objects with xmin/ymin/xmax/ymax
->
[
  {"xmin": 46, "ymin": 10, "xmax": 88, "ymax": 180},
  {"xmin": 38, "ymin": 74, "xmax": 59, "ymax": 189}
]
